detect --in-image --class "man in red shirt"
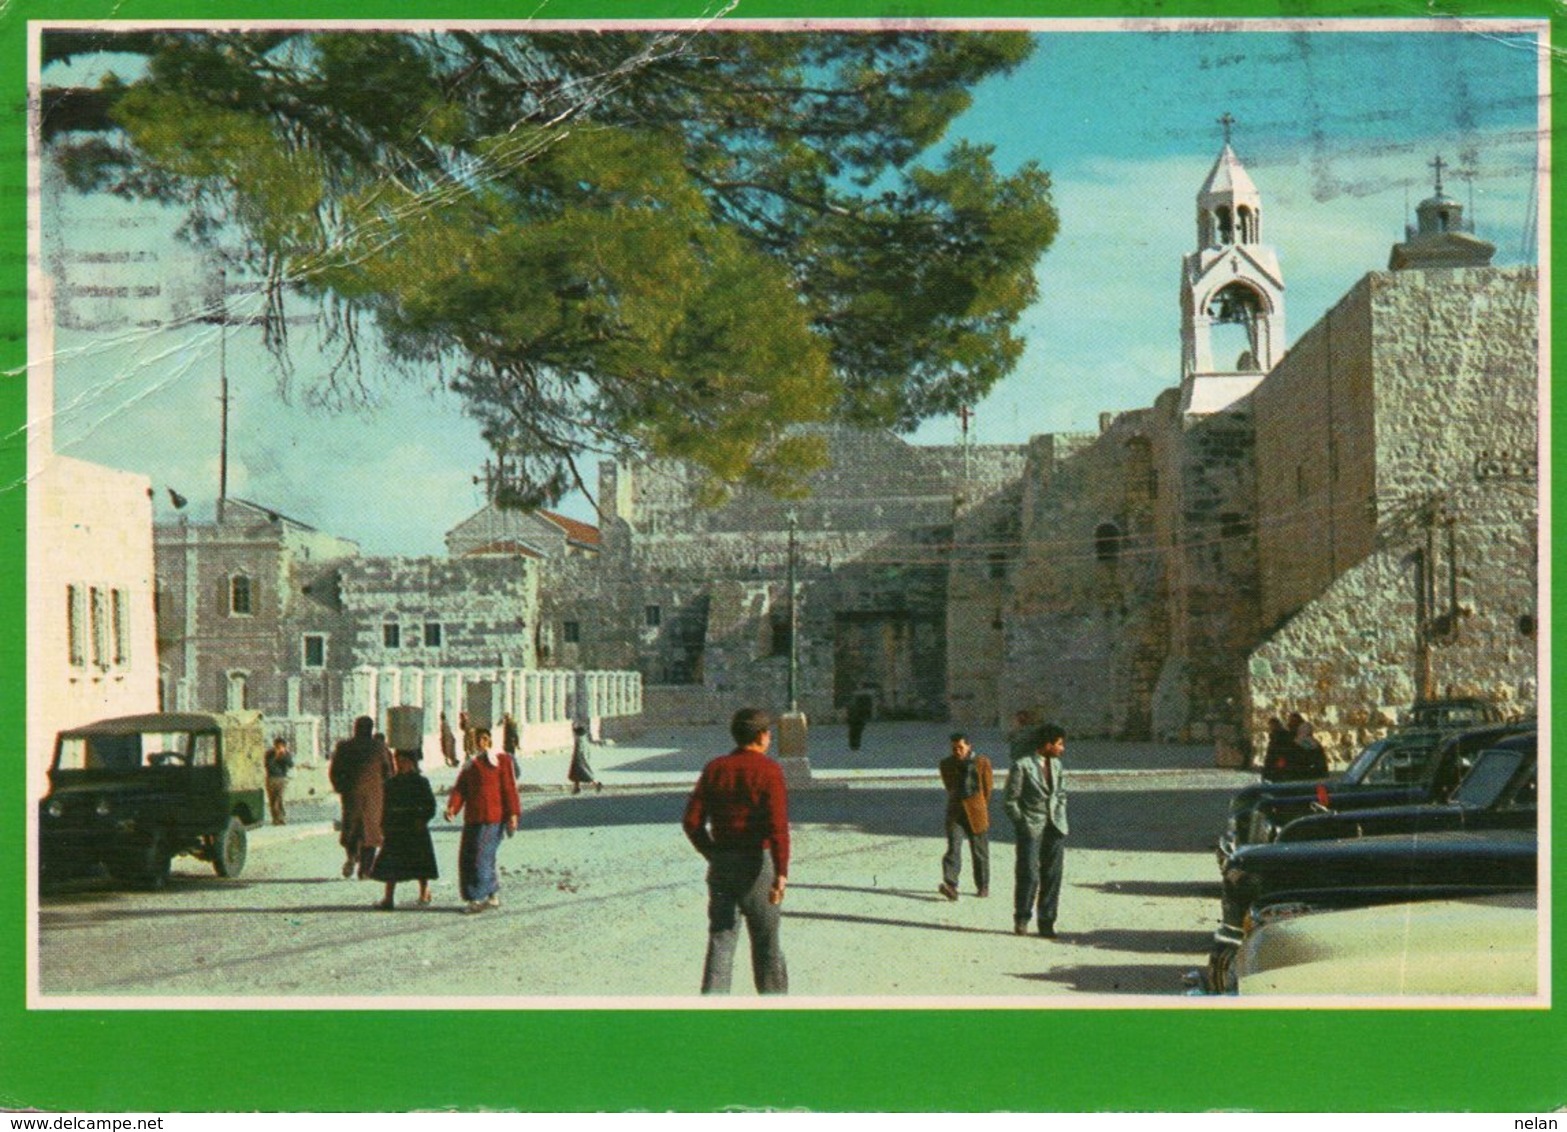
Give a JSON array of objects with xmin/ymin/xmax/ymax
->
[
  {"xmin": 682, "ymin": 707, "xmax": 790, "ymax": 994},
  {"xmin": 443, "ymin": 726, "xmax": 520, "ymax": 914}
]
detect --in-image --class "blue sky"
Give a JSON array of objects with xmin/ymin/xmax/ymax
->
[{"xmin": 45, "ymin": 25, "xmax": 1543, "ymax": 554}]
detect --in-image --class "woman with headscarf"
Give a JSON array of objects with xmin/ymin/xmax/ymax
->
[
  {"xmin": 444, "ymin": 726, "xmax": 521, "ymax": 914},
  {"xmin": 1288, "ymin": 713, "xmax": 1329, "ymax": 778},
  {"xmin": 371, "ymin": 747, "xmax": 439, "ymax": 909},
  {"xmin": 329, "ymin": 715, "xmax": 392, "ymax": 879}
]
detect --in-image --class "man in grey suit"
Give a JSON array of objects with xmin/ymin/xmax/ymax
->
[{"xmin": 1004, "ymin": 722, "xmax": 1069, "ymax": 938}]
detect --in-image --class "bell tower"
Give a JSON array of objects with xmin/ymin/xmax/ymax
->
[{"xmin": 1179, "ymin": 114, "xmax": 1286, "ymax": 415}]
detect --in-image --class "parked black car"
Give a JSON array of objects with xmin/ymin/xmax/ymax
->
[
  {"xmin": 1217, "ymin": 720, "xmax": 1530, "ymax": 868},
  {"xmin": 1275, "ymin": 732, "xmax": 1536, "ymax": 845},
  {"xmin": 1397, "ymin": 696, "xmax": 1503, "ymax": 732},
  {"xmin": 38, "ymin": 711, "xmax": 267, "ymax": 888},
  {"xmin": 1206, "ymin": 827, "xmax": 1538, "ymax": 992}
]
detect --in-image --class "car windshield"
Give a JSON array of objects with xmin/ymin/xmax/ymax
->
[
  {"xmin": 1341, "ymin": 739, "xmax": 1392, "ymax": 783},
  {"xmin": 1353, "ymin": 740, "xmax": 1438, "ymax": 785},
  {"xmin": 55, "ymin": 731, "xmax": 219, "ymax": 771},
  {"xmin": 1451, "ymin": 749, "xmax": 1529, "ymax": 809}
]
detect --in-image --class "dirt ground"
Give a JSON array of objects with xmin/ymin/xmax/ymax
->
[{"xmin": 36, "ymin": 731, "xmax": 1246, "ymax": 1003}]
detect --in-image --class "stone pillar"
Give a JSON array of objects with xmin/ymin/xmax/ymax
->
[
  {"xmin": 776, "ymin": 710, "xmax": 812, "ymax": 788},
  {"xmin": 377, "ymin": 668, "xmax": 400, "ymax": 729},
  {"xmin": 286, "ymin": 675, "xmax": 302, "ymax": 718},
  {"xmin": 343, "ymin": 667, "xmax": 376, "ymax": 723}
]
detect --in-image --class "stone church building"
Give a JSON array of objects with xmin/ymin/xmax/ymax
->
[
  {"xmin": 536, "ymin": 140, "xmax": 1538, "ymax": 763},
  {"xmin": 998, "ymin": 144, "xmax": 1537, "ymax": 760},
  {"xmin": 146, "ymin": 140, "xmax": 1538, "ymax": 766}
]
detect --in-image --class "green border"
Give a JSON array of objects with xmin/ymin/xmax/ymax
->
[{"xmin": 2, "ymin": 0, "xmax": 1560, "ymax": 1113}]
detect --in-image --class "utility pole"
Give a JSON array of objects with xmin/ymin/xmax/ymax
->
[{"xmin": 216, "ymin": 263, "xmax": 229, "ymax": 524}]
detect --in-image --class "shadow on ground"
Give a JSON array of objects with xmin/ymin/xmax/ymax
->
[
  {"xmin": 516, "ymin": 785, "xmax": 1234, "ymax": 854},
  {"xmin": 609, "ymin": 725, "xmax": 1218, "ymax": 776},
  {"xmin": 1066, "ymin": 927, "xmax": 1215, "ymax": 955},
  {"xmin": 1085, "ymin": 879, "xmax": 1222, "ymax": 900},
  {"xmin": 1010, "ymin": 962, "xmax": 1196, "ymax": 994}
]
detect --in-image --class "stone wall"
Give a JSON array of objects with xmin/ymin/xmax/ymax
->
[
  {"xmin": 337, "ymin": 554, "xmax": 540, "ymax": 670},
  {"xmin": 1155, "ymin": 402, "xmax": 1262, "ymax": 745},
  {"xmin": 1003, "ymin": 414, "xmax": 1169, "ymax": 738},
  {"xmin": 548, "ymin": 426, "xmax": 1026, "ymax": 725},
  {"xmin": 156, "ymin": 520, "xmax": 295, "ymax": 716},
  {"xmin": 1244, "ymin": 265, "xmax": 1538, "ymax": 761},
  {"xmin": 1246, "ymin": 482, "xmax": 1537, "ymax": 763},
  {"xmin": 154, "ymin": 501, "xmax": 362, "ymax": 721},
  {"xmin": 1254, "ymin": 276, "xmax": 1380, "ymax": 631},
  {"xmin": 946, "ymin": 480, "xmax": 1023, "ymax": 726}
]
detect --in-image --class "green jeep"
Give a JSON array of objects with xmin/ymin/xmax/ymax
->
[{"xmin": 38, "ymin": 711, "xmax": 266, "ymax": 888}]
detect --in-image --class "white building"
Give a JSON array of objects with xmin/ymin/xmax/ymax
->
[{"xmin": 27, "ymin": 293, "xmax": 159, "ymax": 796}]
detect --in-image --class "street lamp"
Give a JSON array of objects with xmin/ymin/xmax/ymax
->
[{"xmin": 776, "ymin": 508, "xmax": 811, "ymax": 785}]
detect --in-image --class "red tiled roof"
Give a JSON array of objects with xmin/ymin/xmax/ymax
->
[{"xmin": 538, "ymin": 510, "xmax": 602, "ymax": 547}]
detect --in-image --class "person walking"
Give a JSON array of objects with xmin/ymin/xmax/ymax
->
[
  {"xmin": 443, "ymin": 726, "xmax": 520, "ymax": 914},
  {"xmin": 459, "ymin": 710, "xmax": 476, "ymax": 761},
  {"xmin": 439, "ymin": 712, "xmax": 459, "ymax": 768},
  {"xmin": 329, "ymin": 716, "xmax": 392, "ymax": 879},
  {"xmin": 1288, "ymin": 712, "xmax": 1329, "ymax": 779},
  {"xmin": 1004, "ymin": 722, "xmax": 1069, "ymax": 938},
  {"xmin": 500, "ymin": 713, "xmax": 523, "ymax": 780},
  {"xmin": 681, "ymin": 707, "xmax": 790, "ymax": 995},
  {"xmin": 846, "ymin": 683, "xmax": 876, "ymax": 752},
  {"xmin": 264, "ymin": 736, "xmax": 293, "ymax": 826},
  {"xmin": 371, "ymin": 748, "xmax": 439, "ymax": 909},
  {"xmin": 1006, "ymin": 709, "xmax": 1041, "ymax": 761},
  {"xmin": 937, "ymin": 732, "xmax": 992, "ymax": 900},
  {"xmin": 567, "ymin": 724, "xmax": 603, "ymax": 794}
]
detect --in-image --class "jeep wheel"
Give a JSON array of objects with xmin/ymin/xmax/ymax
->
[{"xmin": 212, "ymin": 816, "xmax": 247, "ymax": 878}]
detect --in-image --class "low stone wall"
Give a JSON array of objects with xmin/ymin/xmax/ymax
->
[{"xmin": 624, "ymin": 685, "xmax": 733, "ymax": 731}]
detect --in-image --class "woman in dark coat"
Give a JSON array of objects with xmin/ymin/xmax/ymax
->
[
  {"xmin": 329, "ymin": 715, "xmax": 392, "ymax": 878},
  {"xmin": 371, "ymin": 749, "xmax": 439, "ymax": 908}
]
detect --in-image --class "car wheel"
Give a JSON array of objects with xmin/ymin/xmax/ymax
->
[{"xmin": 212, "ymin": 816, "xmax": 247, "ymax": 878}]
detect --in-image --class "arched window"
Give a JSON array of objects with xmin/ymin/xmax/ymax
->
[
  {"xmin": 1095, "ymin": 522, "xmax": 1123, "ymax": 563},
  {"xmin": 229, "ymin": 574, "xmax": 253, "ymax": 616},
  {"xmin": 1216, "ymin": 205, "xmax": 1234, "ymax": 244},
  {"xmin": 1206, "ymin": 282, "xmax": 1266, "ymax": 371},
  {"xmin": 1236, "ymin": 204, "xmax": 1257, "ymax": 243}
]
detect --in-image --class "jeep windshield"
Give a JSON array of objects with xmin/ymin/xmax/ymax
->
[{"xmin": 55, "ymin": 731, "xmax": 218, "ymax": 772}]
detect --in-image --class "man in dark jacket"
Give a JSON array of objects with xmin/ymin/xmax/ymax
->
[
  {"xmin": 264, "ymin": 736, "xmax": 293, "ymax": 826},
  {"xmin": 329, "ymin": 716, "xmax": 392, "ymax": 879}
]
